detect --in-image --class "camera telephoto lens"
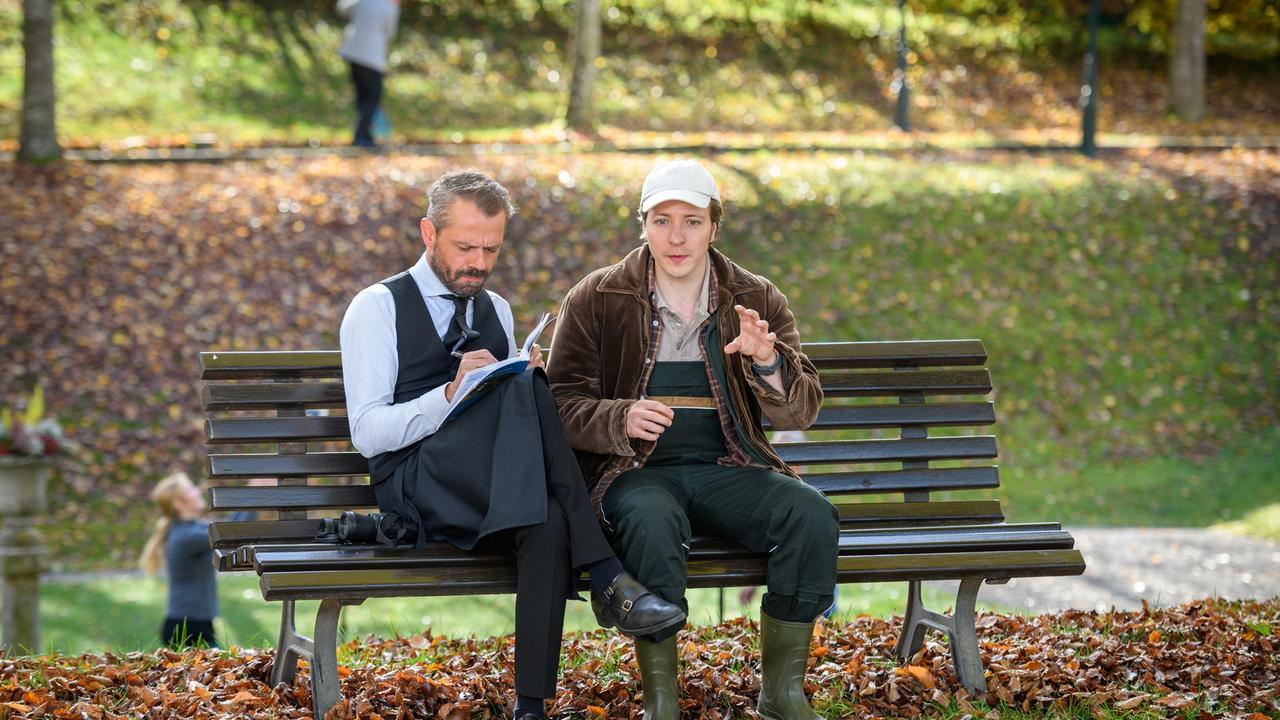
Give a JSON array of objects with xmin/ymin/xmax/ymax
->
[
  {"xmin": 316, "ymin": 517, "xmax": 341, "ymax": 542},
  {"xmin": 338, "ymin": 511, "xmax": 380, "ymax": 543}
]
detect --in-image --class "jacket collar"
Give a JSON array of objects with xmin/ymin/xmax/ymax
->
[{"xmin": 596, "ymin": 244, "xmax": 766, "ymax": 302}]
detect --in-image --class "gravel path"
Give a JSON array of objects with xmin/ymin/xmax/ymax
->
[{"xmin": 978, "ymin": 527, "xmax": 1280, "ymax": 613}]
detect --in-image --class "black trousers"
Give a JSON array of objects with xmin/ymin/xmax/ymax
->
[
  {"xmin": 499, "ymin": 376, "xmax": 615, "ymax": 697},
  {"xmin": 349, "ymin": 61, "xmax": 384, "ymax": 146},
  {"xmin": 380, "ymin": 373, "xmax": 614, "ymax": 698},
  {"xmin": 161, "ymin": 617, "xmax": 218, "ymax": 649}
]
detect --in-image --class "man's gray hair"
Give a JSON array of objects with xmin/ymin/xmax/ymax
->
[{"xmin": 425, "ymin": 170, "xmax": 517, "ymax": 230}]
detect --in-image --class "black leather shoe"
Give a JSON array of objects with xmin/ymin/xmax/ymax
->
[{"xmin": 591, "ymin": 572, "xmax": 686, "ymax": 638}]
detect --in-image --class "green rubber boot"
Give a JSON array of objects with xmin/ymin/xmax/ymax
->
[
  {"xmin": 634, "ymin": 635, "xmax": 679, "ymax": 720},
  {"xmin": 756, "ymin": 613, "xmax": 822, "ymax": 720}
]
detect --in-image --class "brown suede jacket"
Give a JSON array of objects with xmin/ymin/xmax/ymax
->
[{"xmin": 546, "ymin": 244, "xmax": 823, "ymax": 519}]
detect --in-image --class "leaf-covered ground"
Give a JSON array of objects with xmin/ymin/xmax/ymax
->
[
  {"xmin": 1, "ymin": 148, "xmax": 1277, "ymax": 570},
  {"xmin": 1, "ymin": 598, "xmax": 1276, "ymax": 719}
]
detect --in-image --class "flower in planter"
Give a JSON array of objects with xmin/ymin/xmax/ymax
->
[{"xmin": 0, "ymin": 386, "xmax": 68, "ymax": 458}]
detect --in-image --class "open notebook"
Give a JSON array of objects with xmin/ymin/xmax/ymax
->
[{"xmin": 442, "ymin": 312, "xmax": 555, "ymax": 423}]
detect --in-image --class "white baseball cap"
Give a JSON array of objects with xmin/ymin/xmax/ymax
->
[{"xmin": 639, "ymin": 160, "xmax": 721, "ymax": 213}]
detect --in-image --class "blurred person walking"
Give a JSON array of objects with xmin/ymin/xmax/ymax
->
[{"xmin": 337, "ymin": 0, "xmax": 401, "ymax": 148}]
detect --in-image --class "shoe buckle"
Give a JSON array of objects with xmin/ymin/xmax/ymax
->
[{"xmin": 621, "ymin": 599, "xmax": 633, "ymax": 613}]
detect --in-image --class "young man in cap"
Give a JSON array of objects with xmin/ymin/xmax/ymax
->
[
  {"xmin": 547, "ymin": 160, "xmax": 839, "ymax": 719},
  {"xmin": 340, "ymin": 170, "xmax": 684, "ymax": 719}
]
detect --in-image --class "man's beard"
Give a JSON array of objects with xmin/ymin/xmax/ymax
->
[{"xmin": 429, "ymin": 250, "xmax": 489, "ymax": 297}]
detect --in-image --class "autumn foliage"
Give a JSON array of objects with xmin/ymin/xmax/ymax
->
[
  {"xmin": 1, "ymin": 149, "xmax": 1277, "ymax": 569},
  {"xmin": 0, "ymin": 599, "xmax": 1276, "ymax": 719}
]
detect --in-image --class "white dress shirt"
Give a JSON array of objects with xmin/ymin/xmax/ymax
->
[{"xmin": 340, "ymin": 254, "xmax": 517, "ymax": 458}]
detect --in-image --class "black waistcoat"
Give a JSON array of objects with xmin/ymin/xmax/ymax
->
[{"xmin": 367, "ymin": 271, "xmax": 510, "ymax": 483}]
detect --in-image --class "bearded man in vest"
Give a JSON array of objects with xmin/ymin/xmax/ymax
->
[
  {"xmin": 339, "ymin": 170, "xmax": 684, "ymax": 720},
  {"xmin": 546, "ymin": 160, "xmax": 840, "ymax": 720}
]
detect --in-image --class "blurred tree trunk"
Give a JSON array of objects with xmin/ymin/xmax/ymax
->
[
  {"xmin": 1170, "ymin": 0, "xmax": 1205, "ymax": 121},
  {"xmin": 19, "ymin": 0, "xmax": 61, "ymax": 162},
  {"xmin": 565, "ymin": 0, "xmax": 600, "ymax": 132}
]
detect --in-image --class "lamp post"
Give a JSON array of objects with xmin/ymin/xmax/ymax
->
[
  {"xmin": 894, "ymin": 0, "xmax": 910, "ymax": 132},
  {"xmin": 1080, "ymin": 0, "xmax": 1101, "ymax": 157}
]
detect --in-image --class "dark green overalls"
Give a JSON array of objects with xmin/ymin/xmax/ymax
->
[{"xmin": 602, "ymin": 360, "xmax": 839, "ymax": 641}]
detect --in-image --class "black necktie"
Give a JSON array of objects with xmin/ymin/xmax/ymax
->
[{"xmin": 441, "ymin": 294, "xmax": 471, "ymax": 352}]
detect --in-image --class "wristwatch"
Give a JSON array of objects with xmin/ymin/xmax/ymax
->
[{"xmin": 751, "ymin": 351, "xmax": 783, "ymax": 376}]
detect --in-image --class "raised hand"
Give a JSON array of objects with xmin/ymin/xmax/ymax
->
[
  {"xmin": 626, "ymin": 399, "xmax": 675, "ymax": 441},
  {"xmin": 723, "ymin": 304, "xmax": 777, "ymax": 366}
]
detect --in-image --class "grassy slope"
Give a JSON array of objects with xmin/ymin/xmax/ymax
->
[
  {"xmin": 0, "ymin": 148, "xmax": 1268, "ymax": 575},
  {"xmin": 1, "ymin": 1, "xmax": 1277, "ymax": 147},
  {"xmin": 3, "ymin": 147, "xmax": 1274, "ymax": 656}
]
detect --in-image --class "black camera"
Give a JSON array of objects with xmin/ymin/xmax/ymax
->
[{"xmin": 316, "ymin": 511, "xmax": 416, "ymax": 546}]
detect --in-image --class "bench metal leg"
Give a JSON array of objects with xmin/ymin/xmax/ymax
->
[
  {"xmin": 951, "ymin": 578, "xmax": 987, "ymax": 694},
  {"xmin": 311, "ymin": 598, "xmax": 365, "ymax": 720},
  {"xmin": 271, "ymin": 600, "xmax": 314, "ymax": 687},
  {"xmin": 890, "ymin": 579, "xmax": 931, "ymax": 661},
  {"xmin": 892, "ymin": 578, "xmax": 988, "ymax": 694}
]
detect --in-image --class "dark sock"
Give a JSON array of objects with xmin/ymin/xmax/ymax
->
[
  {"xmin": 585, "ymin": 556, "xmax": 625, "ymax": 595},
  {"xmin": 514, "ymin": 694, "xmax": 545, "ymax": 718}
]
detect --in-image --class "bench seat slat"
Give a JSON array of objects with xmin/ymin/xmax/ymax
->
[
  {"xmin": 777, "ymin": 436, "xmax": 997, "ymax": 465},
  {"xmin": 250, "ymin": 524, "xmax": 1073, "ymax": 573},
  {"xmin": 224, "ymin": 519, "xmax": 1060, "ymax": 573},
  {"xmin": 259, "ymin": 548, "xmax": 1083, "ymax": 601},
  {"xmin": 207, "ymin": 499, "xmax": 1004, "ymax": 550}
]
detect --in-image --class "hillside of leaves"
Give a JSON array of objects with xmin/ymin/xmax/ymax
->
[
  {"xmin": 0, "ymin": 598, "xmax": 1276, "ymax": 719},
  {"xmin": 0, "ymin": 148, "xmax": 1277, "ymax": 569},
  {"xmin": 1, "ymin": 0, "xmax": 1278, "ymax": 148}
]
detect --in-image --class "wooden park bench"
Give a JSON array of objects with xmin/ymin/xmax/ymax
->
[{"xmin": 199, "ymin": 339, "xmax": 1085, "ymax": 717}]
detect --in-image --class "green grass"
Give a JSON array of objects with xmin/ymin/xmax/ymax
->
[
  {"xmin": 38, "ymin": 574, "xmax": 978, "ymax": 655},
  {"xmin": 2, "ymin": 0, "xmax": 1276, "ymax": 147},
  {"xmin": 1002, "ymin": 425, "xmax": 1280, "ymax": 529}
]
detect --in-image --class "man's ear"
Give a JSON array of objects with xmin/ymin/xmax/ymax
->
[{"xmin": 420, "ymin": 217, "xmax": 436, "ymax": 253}]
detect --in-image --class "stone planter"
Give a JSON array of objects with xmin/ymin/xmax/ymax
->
[
  {"xmin": 0, "ymin": 456, "xmax": 49, "ymax": 655},
  {"xmin": 0, "ymin": 457, "xmax": 50, "ymax": 517}
]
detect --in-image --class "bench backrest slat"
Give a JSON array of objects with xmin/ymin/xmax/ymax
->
[
  {"xmin": 202, "ymin": 339, "xmax": 1004, "ymax": 523},
  {"xmin": 210, "ymin": 485, "xmax": 376, "ymax": 511},
  {"xmin": 198, "ymin": 340, "xmax": 990, "ymax": 381},
  {"xmin": 777, "ymin": 436, "xmax": 997, "ymax": 466},
  {"xmin": 204, "ymin": 401, "xmax": 998, "ymax": 445},
  {"xmin": 208, "ymin": 452, "xmax": 368, "ymax": 478},
  {"xmin": 802, "ymin": 467, "xmax": 999, "ymax": 495}
]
